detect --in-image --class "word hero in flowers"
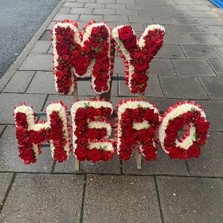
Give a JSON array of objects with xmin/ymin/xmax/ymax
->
[
  {"xmin": 14, "ymin": 99, "xmax": 209, "ymax": 165},
  {"xmin": 52, "ymin": 20, "xmax": 165, "ymax": 95}
]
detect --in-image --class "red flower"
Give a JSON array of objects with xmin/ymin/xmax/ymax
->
[
  {"xmin": 143, "ymin": 145, "xmax": 157, "ymax": 160},
  {"xmin": 123, "ymin": 36, "xmax": 137, "ymax": 50},
  {"xmin": 118, "ymin": 26, "xmax": 134, "ymax": 41},
  {"xmin": 88, "ymin": 148, "xmax": 101, "ymax": 162},
  {"xmin": 75, "ymin": 148, "xmax": 88, "ymax": 161},
  {"xmin": 56, "ymin": 43, "xmax": 70, "ymax": 55},
  {"xmin": 133, "ymin": 62, "xmax": 149, "ymax": 73},
  {"xmin": 119, "ymin": 149, "xmax": 132, "ymax": 160},
  {"xmin": 138, "ymin": 129, "xmax": 149, "ymax": 142},
  {"xmin": 19, "ymin": 146, "xmax": 36, "ymax": 164},
  {"xmin": 53, "ymin": 141, "xmax": 68, "ymax": 162},
  {"xmin": 94, "ymin": 74, "xmax": 109, "ymax": 87},
  {"xmin": 168, "ymin": 147, "xmax": 183, "ymax": 159},
  {"xmin": 15, "ymin": 112, "xmax": 28, "ymax": 128},
  {"xmin": 101, "ymin": 150, "xmax": 113, "ymax": 161},
  {"xmin": 187, "ymin": 145, "xmax": 201, "ymax": 158}
]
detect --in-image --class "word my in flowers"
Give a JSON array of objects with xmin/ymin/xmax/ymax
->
[
  {"xmin": 52, "ymin": 20, "xmax": 165, "ymax": 95},
  {"xmin": 14, "ymin": 99, "xmax": 209, "ymax": 164}
]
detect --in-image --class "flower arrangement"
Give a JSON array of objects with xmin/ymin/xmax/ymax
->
[
  {"xmin": 71, "ymin": 99, "xmax": 115, "ymax": 162},
  {"xmin": 116, "ymin": 99, "xmax": 161, "ymax": 161},
  {"xmin": 13, "ymin": 21, "xmax": 211, "ymax": 166},
  {"xmin": 52, "ymin": 20, "xmax": 114, "ymax": 95},
  {"xmin": 112, "ymin": 24, "xmax": 165, "ymax": 94},
  {"xmin": 159, "ymin": 101, "xmax": 209, "ymax": 159},
  {"xmin": 14, "ymin": 102, "xmax": 70, "ymax": 164}
]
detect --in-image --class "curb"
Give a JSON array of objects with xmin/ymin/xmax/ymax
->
[{"xmin": 0, "ymin": 0, "xmax": 65, "ymax": 92}]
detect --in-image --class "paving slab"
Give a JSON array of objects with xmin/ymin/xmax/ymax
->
[
  {"xmin": 87, "ymin": 3, "xmax": 105, "ymax": 8},
  {"xmin": 128, "ymin": 15, "xmax": 153, "ymax": 23},
  {"xmin": 116, "ymin": 0, "xmax": 135, "ymax": 4},
  {"xmin": 98, "ymin": 0, "xmax": 116, "ymax": 3},
  {"xmin": 164, "ymin": 33, "xmax": 194, "ymax": 45},
  {"xmin": 184, "ymin": 10, "xmax": 217, "ymax": 18},
  {"xmin": 0, "ymin": 125, "xmax": 5, "ymax": 135},
  {"xmin": 31, "ymin": 41, "xmax": 51, "ymax": 53},
  {"xmin": 26, "ymin": 71, "xmax": 57, "ymax": 94},
  {"xmin": 70, "ymin": 8, "xmax": 93, "ymax": 14},
  {"xmin": 197, "ymin": 25, "xmax": 223, "ymax": 35},
  {"xmin": 190, "ymin": 34, "xmax": 223, "ymax": 45},
  {"xmin": 84, "ymin": 175, "xmax": 162, "ymax": 223},
  {"xmin": 0, "ymin": 125, "xmax": 53, "ymax": 172},
  {"xmin": 0, "ymin": 93, "xmax": 46, "ymax": 124},
  {"xmin": 176, "ymin": 17, "xmax": 201, "ymax": 25},
  {"xmin": 208, "ymin": 59, "xmax": 223, "ymax": 76},
  {"xmin": 19, "ymin": 53, "xmax": 53, "ymax": 71},
  {"xmin": 3, "ymin": 71, "xmax": 35, "ymax": 93},
  {"xmin": 58, "ymin": 6, "xmax": 71, "ymax": 14},
  {"xmin": 160, "ymin": 76, "xmax": 209, "ymax": 99},
  {"xmin": 156, "ymin": 176, "xmax": 223, "ymax": 223},
  {"xmin": 167, "ymin": 24, "xmax": 199, "ymax": 34},
  {"xmin": 79, "ymin": 14, "xmax": 104, "ymax": 22},
  {"xmin": 150, "ymin": 59, "xmax": 176, "ymax": 76},
  {"xmin": 94, "ymin": 8, "xmax": 116, "ymax": 15},
  {"xmin": 152, "ymin": 17, "xmax": 179, "ymax": 25},
  {"xmin": 0, "ymin": 173, "xmax": 13, "ymax": 205},
  {"xmin": 104, "ymin": 15, "xmax": 128, "ymax": 23},
  {"xmin": 187, "ymin": 5, "xmax": 212, "ymax": 11},
  {"xmin": 123, "ymin": 149, "xmax": 189, "ymax": 176},
  {"xmin": 214, "ymin": 46, "xmax": 223, "ymax": 58},
  {"xmin": 172, "ymin": 59, "xmax": 216, "ymax": 77},
  {"xmin": 160, "ymin": 7, "xmax": 185, "ymax": 17},
  {"xmin": 199, "ymin": 17, "xmax": 223, "ymax": 25},
  {"xmin": 117, "ymin": 9, "xmax": 138, "ymax": 16},
  {"xmin": 139, "ymin": 9, "xmax": 161, "ymax": 17},
  {"xmin": 54, "ymin": 154, "xmax": 121, "ymax": 174},
  {"xmin": 0, "ymin": 174, "xmax": 84, "ymax": 223},
  {"xmin": 39, "ymin": 30, "xmax": 52, "ymax": 41},
  {"xmin": 182, "ymin": 45, "xmax": 220, "ymax": 59},
  {"xmin": 187, "ymin": 131, "xmax": 223, "ymax": 177},
  {"xmin": 199, "ymin": 77, "xmax": 223, "ymax": 99},
  {"xmin": 53, "ymin": 13, "xmax": 79, "ymax": 21},
  {"xmin": 157, "ymin": 45, "xmax": 186, "ymax": 59},
  {"xmin": 113, "ymin": 56, "xmax": 125, "ymax": 75},
  {"xmin": 119, "ymin": 74, "xmax": 163, "ymax": 97},
  {"xmin": 63, "ymin": 2, "xmax": 84, "ymax": 8}
]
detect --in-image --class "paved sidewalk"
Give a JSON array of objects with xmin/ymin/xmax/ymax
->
[{"xmin": 1, "ymin": 0, "xmax": 223, "ymax": 222}]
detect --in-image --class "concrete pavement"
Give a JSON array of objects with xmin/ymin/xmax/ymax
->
[{"xmin": 1, "ymin": 0, "xmax": 223, "ymax": 222}]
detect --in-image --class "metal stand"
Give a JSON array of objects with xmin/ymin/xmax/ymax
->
[{"xmin": 73, "ymin": 85, "xmax": 80, "ymax": 171}]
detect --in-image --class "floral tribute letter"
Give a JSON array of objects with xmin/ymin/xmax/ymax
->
[
  {"xmin": 14, "ymin": 102, "xmax": 70, "ymax": 164},
  {"xmin": 159, "ymin": 101, "xmax": 209, "ymax": 160},
  {"xmin": 52, "ymin": 20, "xmax": 114, "ymax": 95},
  {"xmin": 112, "ymin": 25, "xmax": 165, "ymax": 94},
  {"xmin": 71, "ymin": 99, "xmax": 115, "ymax": 162},
  {"xmin": 116, "ymin": 99, "xmax": 161, "ymax": 161}
]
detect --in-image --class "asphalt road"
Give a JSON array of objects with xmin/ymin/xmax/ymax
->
[{"xmin": 0, "ymin": 0, "xmax": 59, "ymax": 79}]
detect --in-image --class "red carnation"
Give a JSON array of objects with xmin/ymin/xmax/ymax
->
[
  {"xmin": 101, "ymin": 150, "xmax": 114, "ymax": 161},
  {"xmin": 123, "ymin": 36, "xmax": 137, "ymax": 50},
  {"xmin": 143, "ymin": 145, "xmax": 157, "ymax": 160},
  {"xmin": 118, "ymin": 26, "xmax": 134, "ymax": 41},
  {"xmin": 168, "ymin": 147, "xmax": 183, "ymax": 159},
  {"xmin": 19, "ymin": 146, "xmax": 36, "ymax": 164},
  {"xmin": 187, "ymin": 145, "xmax": 201, "ymax": 158},
  {"xmin": 56, "ymin": 43, "xmax": 70, "ymax": 55},
  {"xmin": 75, "ymin": 148, "xmax": 88, "ymax": 161},
  {"xmin": 88, "ymin": 148, "xmax": 101, "ymax": 162}
]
